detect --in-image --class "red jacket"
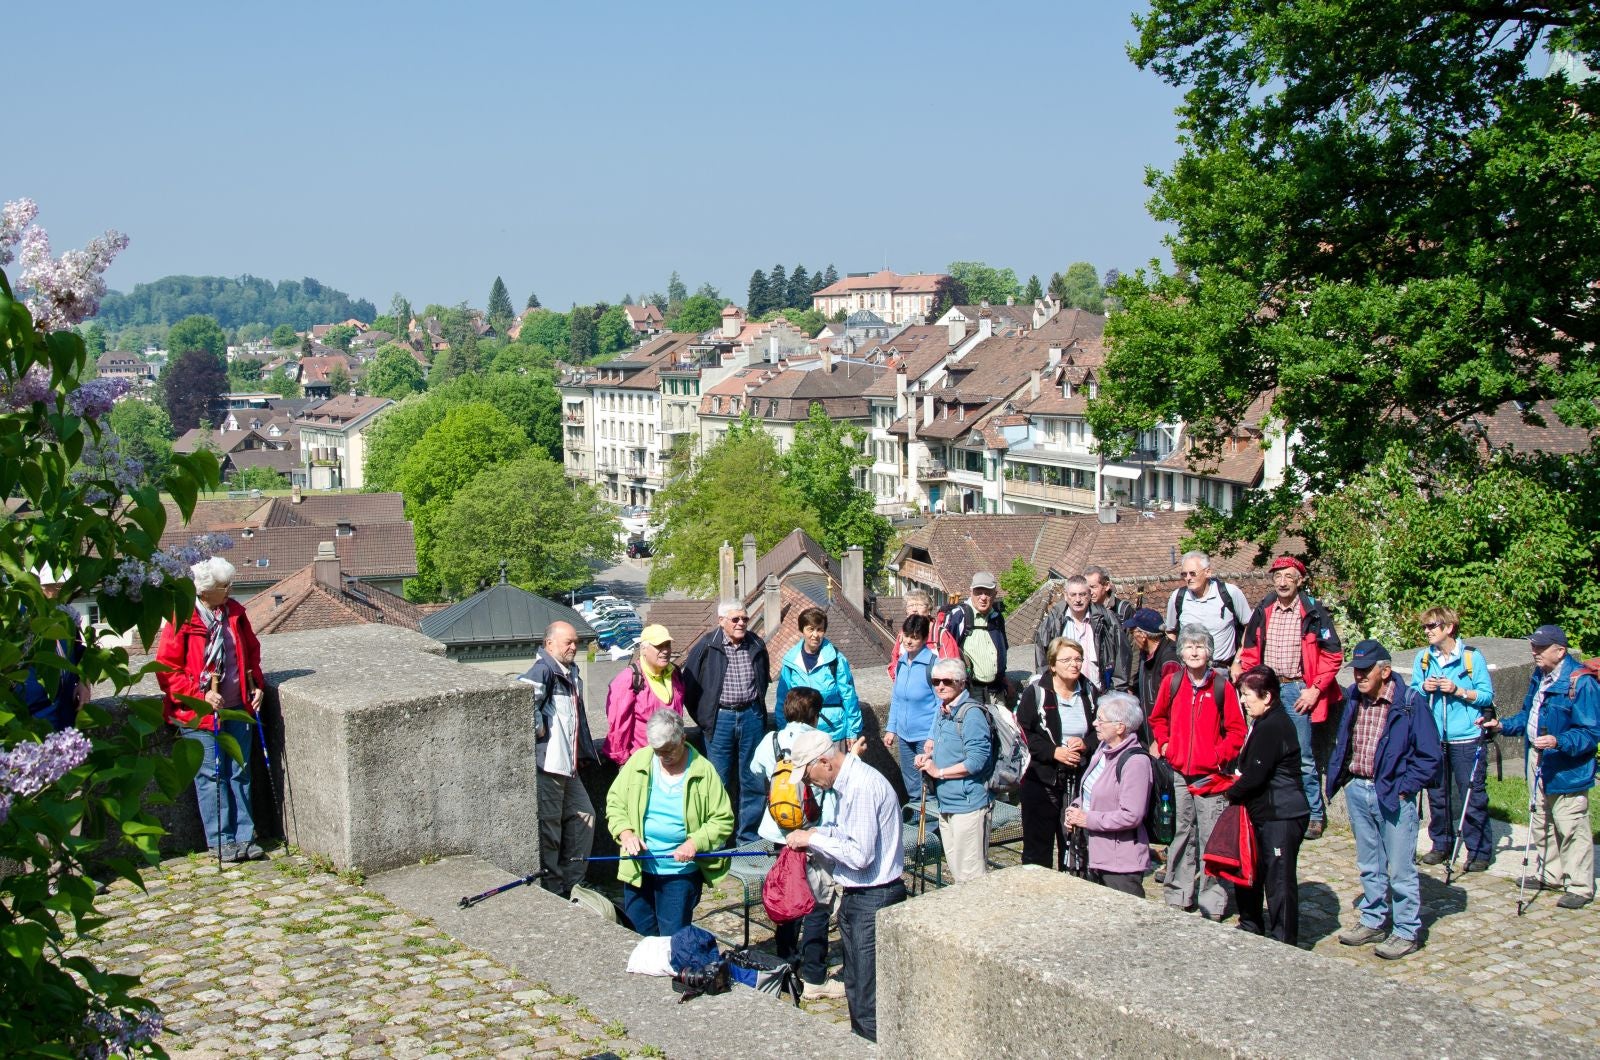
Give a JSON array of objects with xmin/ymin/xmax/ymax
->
[
  {"xmin": 1149, "ymin": 662, "xmax": 1247, "ymax": 777},
  {"xmin": 1235, "ymin": 591, "xmax": 1343, "ymax": 722},
  {"xmin": 155, "ymin": 599, "xmax": 265, "ymax": 730}
]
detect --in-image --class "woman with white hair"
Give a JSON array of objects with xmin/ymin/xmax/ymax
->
[
  {"xmin": 1065, "ymin": 692, "xmax": 1152, "ymax": 896},
  {"xmin": 155, "ymin": 556, "xmax": 268, "ymax": 863},
  {"xmin": 606, "ymin": 708, "xmax": 734, "ymax": 936},
  {"xmin": 1148, "ymin": 623, "xmax": 1247, "ymax": 919}
]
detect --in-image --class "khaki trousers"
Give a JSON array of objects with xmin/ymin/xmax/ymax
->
[
  {"xmin": 1531, "ymin": 790, "xmax": 1595, "ymax": 899},
  {"xmin": 940, "ymin": 804, "xmax": 993, "ymax": 884}
]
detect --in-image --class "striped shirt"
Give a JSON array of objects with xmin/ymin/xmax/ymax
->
[
  {"xmin": 805, "ymin": 753, "xmax": 905, "ymax": 888},
  {"xmin": 1262, "ymin": 602, "xmax": 1303, "ymax": 679},
  {"xmin": 719, "ymin": 635, "xmax": 758, "ymax": 706}
]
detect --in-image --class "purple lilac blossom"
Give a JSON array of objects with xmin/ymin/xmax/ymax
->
[
  {"xmin": 66, "ymin": 377, "xmax": 129, "ymax": 419},
  {"xmin": 3, "ymin": 364, "xmax": 54, "ymax": 409},
  {"xmin": 19, "ymin": 225, "xmax": 129, "ymax": 332},
  {"xmin": 0, "ymin": 728, "xmax": 92, "ymax": 797}
]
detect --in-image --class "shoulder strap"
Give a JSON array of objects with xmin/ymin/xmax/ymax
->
[
  {"xmin": 1114, "ymin": 744, "xmax": 1149, "ymax": 783},
  {"xmin": 770, "ymin": 729, "xmax": 785, "ymax": 761},
  {"xmin": 631, "ymin": 662, "xmax": 645, "ymax": 694},
  {"xmin": 1212, "ymin": 669, "xmax": 1229, "ymax": 739}
]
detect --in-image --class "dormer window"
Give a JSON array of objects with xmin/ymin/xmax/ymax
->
[
  {"xmin": 336, "ymin": 522, "xmax": 354, "ymax": 537},
  {"xmin": 256, "ymin": 558, "xmax": 269, "ymax": 568}
]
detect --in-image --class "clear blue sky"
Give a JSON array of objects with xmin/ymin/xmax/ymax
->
[{"xmin": 10, "ymin": 1, "xmax": 1184, "ymax": 313}]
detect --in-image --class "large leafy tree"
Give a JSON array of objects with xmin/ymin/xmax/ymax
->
[
  {"xmin": 782, "ymin": 402, "xmax": 894, "ymax": 582},
  {"xmin": 160, "ymin": 347, "xmax": 228, "ymax": 431},
  {"xmin": 1091, "ymin": 2, "xmax": 1600, "ymax": 646},
  {"xmin": 568, "ymin": 304, "xmax": 598, "ymax": 362},
  {"xmin": 105, "ymin": 398, "xmax": 174, "ymax": 487},
  {"xmin": 947, "ymin": 261, "xmax": 1019, "ymax": 306},
  {"xmin": 364, "ymin": 343, "xmax": 426, "ymax": 399},
  {"xmin": 432, "ymin": 453, "xmax": 619, "ymax": 598},
  {"xmin": 648, "ymin": 420, "xmax": 819, "ymax": 595},
  {"xmin": 597, "ymin": 305, "xmax": 632, "ymax": 355},
  {"xmin": 165, "ymin": 314, "xmax": 226, "ymax": 362},
  {"xmin": 396, "ymin": 403, "xmax": 531, "ymax": 599},
  {"xmin": 1049, "ymin": 262, "xmax": 1103, "ymax": 312},
  {"xmin": 666, "ymin": 294, "xmax": 721, "ymax": 334}
]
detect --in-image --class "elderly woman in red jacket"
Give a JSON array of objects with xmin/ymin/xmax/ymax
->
[
  {"xmin": 156, "ymin": 557, "xmax": 267, "ymax": 863},
  {"xmin": 1149, "ymin": 623, "xmax": 1247, "ymax": 920}
]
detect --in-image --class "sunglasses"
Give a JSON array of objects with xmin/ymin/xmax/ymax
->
[
  {"xmin": 1422, "ymin": 621, "xmax": 1443, "ymax": 631},
  {"xmin": 931, "ymin": 677, "xmax": 962, "ymax": 686},
  {"xmin": 725, "ymin": 616, "xmax": 748, "ymax": 623}
]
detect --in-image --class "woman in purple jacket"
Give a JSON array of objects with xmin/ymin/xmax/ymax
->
[{"xmin": 1064, "ymin": 692, "xmax": 1151, "ymax": 896}]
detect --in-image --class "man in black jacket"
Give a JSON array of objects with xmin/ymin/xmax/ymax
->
[
  {"xmin": 680, "ymin": 602, "xmax": 771, "ymax": 846},
  {"xmin": 517, "ymin": 621, "xmax": 600, "ymax": 897},
  {"xmin": 1034, "ymin": 574, "xmax": 1131, "ymax": 693}
]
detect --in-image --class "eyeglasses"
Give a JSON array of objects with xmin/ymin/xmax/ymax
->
[
  {"xmin": 1422, "ymin": 621, "xmax": 1443, "ymax": 631},
  {"xmin": 931, "ymin": 677, "xmax": 962, "ymax": 686},
  {"xmin": 725, "ymin": 616, "xmax": 748, "ymax": 624}
]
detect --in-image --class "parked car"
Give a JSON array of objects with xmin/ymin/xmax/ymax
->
[
  {"xmin": 626, "ymin": 538, "xmax": 653, "ymax": 559},
  {"xmin": 569, "ymin": 585, "xmax": 607, "ymax": 604}
]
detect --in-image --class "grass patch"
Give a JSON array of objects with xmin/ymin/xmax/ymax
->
[
  {"xmin": 550, "ymin": 991, "xmax": 578, "ymax": 1005},
  {"xmin": 403, "ymin": 935, "xmax": 459, "ymax": 957},
  {"xmin": 306, "ymin": 853, "xmax": 336, "ymax": 876},
  {"xmin": 418, "ymin": 852, "xmax": 442, "ymax": 866},
  {"xmin": 1485, "ymin": 776, "xmax": 1600, "ymax": 841},
  {"xmin": 338, "ymin": 868, "xmax": 366, "ymax": 886},
  {"xmin": 277, "ymin": 861, "xmax": 308, "ymax": 880},
  {"xmin": 638, "ymin": 1046, "xmax": 666, "ymax": 1058},
  {"xmin": 604, "ymin": 1019, "xmax": 627, "ymax": 1039},
  {"xmin": 354, "ymin": 908, "xmax": 387, "ymax": 922},
  {"xmin": 281, "ymin": 919, "xmax": 330, "ymax": 935}
]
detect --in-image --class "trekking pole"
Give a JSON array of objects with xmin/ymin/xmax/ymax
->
[
  {"xmin": 459, "ymin": 869, "xmax": 552, "ymax": 908},
  {"xmin": 1444, "ymin": 738, "xmax": 1486, "ymax": 885},
  {"xmin": 583, "ymin": 850, "xmax": 773, "ymax": 862},
  {"xmin": 916, "ymin": 776, "xmax": 929, "ymax": 895},
  {"xmin": 207, "ymin": 674, "xmax": 224, "ymax": 870},
  {"xmin": 247, "ymin": 674, "xmax": 283, "ymax": 844},
  {"xmin": 1516, "ymin": 758, "xmax": 1548, "ymax": 916}
]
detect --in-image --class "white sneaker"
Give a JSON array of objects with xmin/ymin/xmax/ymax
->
[{"xmin": 802, "ymin": 977, "xmax": 846, "ymax": 1000}]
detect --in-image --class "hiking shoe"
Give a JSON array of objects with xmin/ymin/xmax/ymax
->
[
  {"xmin": 1338, "ymin": 923, "xmax": 1388, "ymax": 947},
  {"xmin": 1418, "ymin": 850, "xmax": 1448, "ymax": 866},
  {"xmin": 1375, "ymin": 935, "xmax": 1420, "ymax": 960},
  {"xmin": 216, "ymin": 843, "xmax": 240, "ymax": 862},
  {"xmin": 802, "ymin": 978, "xmax": 846, "ymax": 1000},
  {"xmin": 228, "ymin": 842, "xmax": 265, "ymax": 863},
  {"xmin": 1465, "ymin": 859, "xmax": 1490, "ymax": 873},
  {"xmin": 1556, "ymin": 893, "xmax": 1593, "ymax": 910},
  {"xmin": 1305, "ymin": 820, "xmax": 1324, "ymax": 840}
]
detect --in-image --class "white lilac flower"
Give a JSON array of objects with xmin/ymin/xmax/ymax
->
[{"xmin": 0, "ymin": 198, "xmax": 38, "ymax": 267}]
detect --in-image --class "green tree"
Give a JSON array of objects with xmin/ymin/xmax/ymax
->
[
  {"xmin": 1049, "ymin": 262, "xmax": 1103, "ymax": 313},
  {"xmin": 432, "ymin": 452, "xmax": 619, "ymax": 598},
  {"xmin": 1022, "ymin": 274, "xmax": 1044, "ymax": 303},
  {"xmin": 270, "ymin": 323, "xmax": 298, "ymax": 347},
  {"xmin": 667, "ymin": 271, "xmax": 687, "ymax": 306},
  {"xmin": 397, "ymin": 403, "xmax": 532, "ymax": 599},
  {"xmin": 487, "ymin": 276, "xmax": 515, "ymax": 334},
  {"xmin": 694, "ymin": 281, "xmax": 723, "ymax": 303},
  {"xmin": 365, "ymin": 343, "xmax": 426, "ymax": 399},
  {"xmin": 390, "ymin": 293, "xmax": 413, "ymax": 329},
  {"xmin": 326, "ymin": 360, "xmax": 353, "ymax": 396},
  {"xmin": 567, "ymin": 305, "xmax": 599, "ymax": 362},
  {"xmin": 947, "ymin": 262, "xmax": 1019, "ymax": 306},
  {"xmin": 80, "ymin": 323, "xmax": 107, "ymax": 357},
  {"xmin": 262, "ymin": 364, "xmax": 301, "ymax": 398},
  {"xmin": 161, "ymin": 347, "xmax": 228, "ymax": 431},
  {"xmin": 747, "ymin": 269, "xmax": 770, "ymax": 317},
  {"xmin": 232, "ymin": 466, "xmax": 288, "ymax": 491},
  {"xmin": 768, "ymin": 265, "xmax": 787, "ymax": 315},
  {"xmin": 787, "ymin": 265, "xmax": 810, "ymax": 309},
  {"xmin": 105, "ymin": 399, "xmax": 174, "ymax": 487},
  {"xmin": 321, "ymin": 323, "xmax": 358, "ymax": 351},
  {"xmin": 489, "ymin": 341, "xmax": 557, "ymax": 375},
  {"xmin": 226, "ymin": 357, "xmax": 263, "ymax": 389},
  {"xmin": 596, "ymin": 305, "xmax": 632, "ymax": 355},
  {"xmin": 818, "ymin": 264, "xmax": 838, "ymax": 289},
  {"xmin": 520, "ymin": 309, "xmax": 569, "ymax": 358},
  {"xmin": 666, "ymin": 294, "xmax": 721, "ymax": 334},
  {"xmin": 428, "ymin": 344, "xmax": 471, "ymax": 388},
  {"xmin": 525, "ymin": 290, "xmax": 541, "ymax": 310},
  {"xmin": 166, "ymin": 314, "xmax": 227, "ymax": 362},
  {"xmin": 782, "ymin": 403, "xmax": 893, "ymax": 581},
  {"xmin": 369, "ymin": 314, "xmax": 401, "ymax": 335},
  {"xmin": 999, "ymin": 557, "xmax": 1042, "ymax": 607},
  {"xmin": 649, "ymin": 421, "xmax": 819, "ymax": 595}
]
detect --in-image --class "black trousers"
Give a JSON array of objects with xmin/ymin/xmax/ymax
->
[
  {"xmin": 1021, "ymin": 772, "xmax": 1085, "ymax": 873},
  {"xmin": 838, "ymin": 879, "xmax": 907, "ymax": 1042},
  {"xmin": 1235, "ymin": 816, "xmax": 1307, "ymax": 946},
  {"xmin": 773, "ymin": 898, "xmax": 831, "ymax": 985},
  {"xmin": 1091, "ymin": 869, "xmax": 1145, "ymax": 897}
]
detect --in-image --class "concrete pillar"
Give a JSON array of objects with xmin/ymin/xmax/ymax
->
[
  {"xmin": 718, "ymin": 542, "xmax": 736, "ymax": 605},
  {"xmin": 763, "ymin": 574, "xmax": 781, "ymax": 636},
  {"xmin": 742, "ymin": 534, "xmax": 758, "ymax": 600},
  {"xmin": 842, "ymin": 546, "xmax": 865, "ymax": 611}
]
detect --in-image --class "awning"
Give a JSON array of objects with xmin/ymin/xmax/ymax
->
[{"xmin": 1100, "ymin": 463, "xmax": 1144, "ymax": 481}]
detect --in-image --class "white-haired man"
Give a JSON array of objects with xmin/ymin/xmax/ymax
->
[
  {"xmin": 1165, "ymin": 551, "xmax": 1252, "ymax": 669},
  {"xmin": 787, "ymin": 729, "xmax": 904, "ymax": 1042},
  {"xmin": 681, "ymin": 602, "xmax": 772, "ymax": 846}
]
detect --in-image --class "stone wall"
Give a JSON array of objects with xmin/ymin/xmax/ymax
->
[{"xmin": 876, "ymin": 866, "xmax": 1580, "ymax": 1058}]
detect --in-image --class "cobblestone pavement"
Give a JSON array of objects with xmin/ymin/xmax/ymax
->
[{"xmin": 71, "ymin": 848, "xmax": 666, "ymax": 1059}]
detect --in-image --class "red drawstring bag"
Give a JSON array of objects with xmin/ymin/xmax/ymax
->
[
  {"xmin": 1203, "ymin": 801, "xmax": 1258, "ymax": 888},
  {"xmin": 762, "ymin": 845, "xmax": 816, "ymax": 924}
]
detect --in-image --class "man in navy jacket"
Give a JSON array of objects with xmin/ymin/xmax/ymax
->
[{"xmin": 1326, "ymin": 640, "xmax": 1441, "ymax": 959}]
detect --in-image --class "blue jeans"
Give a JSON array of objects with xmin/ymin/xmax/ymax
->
[
  {"xmin": 707, "ymin": 706, "xmax": 766, "ymax": 847},
  {"xmin": 1344, "ymin": 778, "xmax": 1422, "ymax": 942},
  {"xmin": 622, "ymin": 871, "xmax": 702, "ymax": 937},
  {"xmin": 1425, "ymin": 740, "xmax": 1491, "ymax": 862},
  {"xmin": 896, "ymin": 738, "xmax": 939, "ymax": 838},
  {"xmin": 838, "ymin": 880, "xmax": 907, "ymax": 1042},
  {"xmin": 1280, "ymin": 682, "xmax": 1325, "ymax": 821},
  {"xmin": 183, "ymin": 721, "xmax": 256, "ymax": 851}
]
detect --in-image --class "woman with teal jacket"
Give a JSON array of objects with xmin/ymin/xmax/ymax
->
[
  {"xmin": 607, "ymin": 709, "xmax": 733, "ymax": 936},
  {"xmin": 1410, "ymin": 605, "xmax": 1495, "ymax": 871},
  {"xmin": 774, "ymin": 607, "xmax": 863, "ymax": 743}
]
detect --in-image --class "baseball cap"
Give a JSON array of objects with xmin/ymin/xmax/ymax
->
[
  {"xmin": 639, "ymin": 624, "xmax": 673, "ymax": 647},
  {"xmin": 1123, "ymin": 607, "xmax": 1163, "ymax": 635},
  {"xmin": 1529, "ymin": 624, "xmax": 1568, "ymax": 649},
  {"xmin": 970, "ymin": 571, "xmax": 997, "ymax": 591},
  {"xmin": 788, "ymin": 729, "xmax": 835, "ymax": 770},
  {"xmin": 1350, "ymin": 639, "xmax": 1391, "ymax": 669}
]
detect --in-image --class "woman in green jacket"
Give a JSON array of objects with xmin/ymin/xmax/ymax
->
[{"xmin": 607, "ymin": 708, "xmax": 734, "ymax": 935}]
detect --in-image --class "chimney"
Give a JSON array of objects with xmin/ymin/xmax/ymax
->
[
  {"xmin": 1048, "ymin": 346, "xmax": 1063, "ymax": 368},
  {"xmin": 718, "ymin": 541, "xmax": 736, "ymax": 605},
  {"xmin": 272, "ymin": 593, "xmax": 284, "ymax": 608},
  {"xmin": 291, "ymin": 484, "xmax": 303, "ymax": 504},
  {"xmin": 1030, "ymin": 369, "xmax": 1041, "ymax": 400},
  {"xmin": 763, "ymin": 574, "xmax": 781, "ymax": 635},
  {"xmin": 947, "ymin": 319, "xmax": 966, "ymax": 347},
  {"xmin": 978, "ymin": 315, "xmax": 993, "ymax": 340},
  {"xmin": 1006, "ymin": 296, "xmax": 1015, "ymax": 306},
  {"xmin": 842, "ymin": 546, "xmax": 864, "ymax": 611},
  {"xmin": 922, "ymin": 394, "xmax": 934, "ymax": 427},
  {"xmin": 313, "ymin": 540, "xmax": 341, "ymax": 589},
  {"xmin": 821, "ymin": 347, "xmax": 833, "ymax": 373},
  {"xmin": 743, "ymin": 533, "xmax": 758, "ymax": 596},
  {"xmin": 1098, "ymin": 506, "xmax": 1119, "ymax": 524}
]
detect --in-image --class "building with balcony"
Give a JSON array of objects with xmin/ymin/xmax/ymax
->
[
  {"xmin": 293, "ymin": 394, "xmax": 394, "ymax": 490},
  {"xmin": 811, "ymin": 270, "xmax": 948, "ymax": 326}
]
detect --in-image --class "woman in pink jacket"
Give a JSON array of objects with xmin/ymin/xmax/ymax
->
[
  {"xmin": 1064, "ymin": 692, "xmax": 1152, "ymax": 897},
  {"xmin": 604, "ymin": 625, "xmax": 685, "ymax": 765}
]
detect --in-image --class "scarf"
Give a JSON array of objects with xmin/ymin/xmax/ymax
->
[{"xmin": 197, "ymin": 600, "xmax": 226, "ymax": 696}]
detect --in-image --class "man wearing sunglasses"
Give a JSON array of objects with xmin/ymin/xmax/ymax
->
[{"xmin": 681, "ymin": 603, "xmax": 771, "ymax": 847}]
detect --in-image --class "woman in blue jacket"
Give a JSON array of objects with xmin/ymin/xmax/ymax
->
[
  {"xmin": 774, "ymin": 607, "xmax": 862, "ymax": 743},
  {"xmin": 884, "ymin": 614, "xmax": 939, "ymax": 808},
  {"xmin": 1411, "ymin": 606, "xmax": 1495, "ymax": 871}
]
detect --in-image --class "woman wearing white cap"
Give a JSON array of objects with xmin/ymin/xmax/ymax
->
[{"xmin": 603, "ymin": 624, "xmax": 685, "ymax": 765}]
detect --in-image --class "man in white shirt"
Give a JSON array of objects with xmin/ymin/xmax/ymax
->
[
  {"xmin": 1165, "ymin": 551, "xmax": 1252, "ymax": 668},
  {"xmin": 786, "ymin": 730, "xmax": 905, "ymax": 1042}
]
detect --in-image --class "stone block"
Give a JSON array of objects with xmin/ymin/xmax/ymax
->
[
  {"xmin": 261, "ymin": 625, "xmax": 538, "ymax": 875},
  {"xmin": 876, "ymin": 865, "xmax": 1581, "ymax": 1058}
]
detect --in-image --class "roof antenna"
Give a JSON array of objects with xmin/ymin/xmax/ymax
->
[{"xmin": 498, "ymin": 559, "xmax": 509, "ymax": 585}]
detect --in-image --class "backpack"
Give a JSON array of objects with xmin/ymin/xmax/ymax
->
[
  {"xmin": 1173, "ymin": 582, "xmax": 1244, "ymax": 647},
  {"xmin": 1115, "ymin": 746, "xmax": 1177, "ymax": 845},
  {"xmin": 766, "ymin": 731, "xmax": 819, "ymax": 831},
  {"xmin": 953, "ymin": 697, "xmax": 1028, "ymax": 795},
  {"xmin": 1567, "ymin": 655, "xmax": 1600, "ymax": 696},
  {"xmin": 726, "ymin": 945, "xmax": 802, "ymax": 1005}
]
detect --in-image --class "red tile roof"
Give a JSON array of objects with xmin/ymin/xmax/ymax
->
[
  {"xmin": 245, "ymin": 561, "xmax": 424, "ymax": 635},
  {"xmin": 294, "ymin": 394, "xmax": 393, "ymax": 426},
  {"xmin": 813, "ymin": 270, "xmax": 949, "ymax": 297}
]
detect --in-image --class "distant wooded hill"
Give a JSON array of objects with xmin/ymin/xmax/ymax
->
[{"xmin": 93, "ymin": 275, "xmax": 377, "ymax": 331}]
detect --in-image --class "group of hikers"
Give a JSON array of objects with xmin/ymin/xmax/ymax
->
[{"xmin": 145, "ymin": 553, "xmax": 1600, "ymax": 1044}]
